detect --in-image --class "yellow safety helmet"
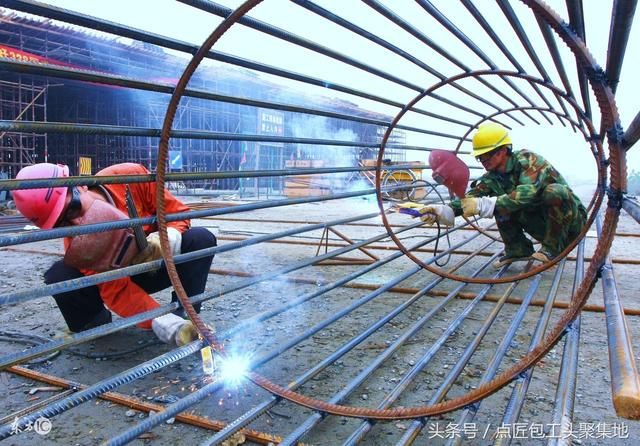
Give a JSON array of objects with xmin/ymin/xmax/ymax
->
[{"xmin": 472, "ymin": 122, "xmax": 512, "ymax": 157}]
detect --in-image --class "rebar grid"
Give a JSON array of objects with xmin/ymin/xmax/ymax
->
[{"xmin": 0, "ymin": 0, "xmax": 638, "ymax": 444}]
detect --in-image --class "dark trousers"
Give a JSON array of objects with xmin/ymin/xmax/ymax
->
[{"xmin": 44, "ymin": 227, "xmax": 217, "ymax": 332}]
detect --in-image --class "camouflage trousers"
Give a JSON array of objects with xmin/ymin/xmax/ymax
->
[{"xmin": 495, "ymin": 184, "xmax": 587, "ymax": 258}]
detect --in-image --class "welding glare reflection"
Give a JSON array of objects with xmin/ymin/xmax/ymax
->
[{"xmin": 217, "ymin": 353, "xmax": 251, "ymax": 388}]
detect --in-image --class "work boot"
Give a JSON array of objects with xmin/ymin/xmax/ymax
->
[
  {"xmin": 493, "ymin": 254, "xmax": 531, "ymax": 269},
  {"xmin": 531, "ymin": 248, "xmax": 556, "ymax": 263}
]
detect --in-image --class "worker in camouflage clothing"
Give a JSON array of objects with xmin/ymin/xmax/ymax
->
[{"xmin": 419, "ymin": 122, "xmax": 587, "ymax": 268}]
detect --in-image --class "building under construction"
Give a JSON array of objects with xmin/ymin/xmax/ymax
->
[{"xmin": 0, "ymin": 11, "xmax": 406, "ymax": 193}]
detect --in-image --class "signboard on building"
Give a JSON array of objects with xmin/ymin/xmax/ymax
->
[
  {"xmin": 169, "ymin": 150, "xmax": 183, "ymax": 170},
  {"xmin": 79, "ymin": 157, "xmax": 92, "ymax": 175},
  {"xmin": 257, "ymin": 109, "xmax": 284, "ymax": 136}
]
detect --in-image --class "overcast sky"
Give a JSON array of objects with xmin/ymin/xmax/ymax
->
[{"xmin": 36, "ymin": 0, "xmax": 640, "ymax": 183}]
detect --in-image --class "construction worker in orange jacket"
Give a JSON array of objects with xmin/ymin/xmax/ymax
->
[{"xmin": 13, "ymin": 163, "xmax": 217, "ymax": 346}]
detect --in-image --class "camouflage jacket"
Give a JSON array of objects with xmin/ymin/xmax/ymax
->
[{"xmin": 449, "ymin": 149, "xmax": 582, "ymax": 216}]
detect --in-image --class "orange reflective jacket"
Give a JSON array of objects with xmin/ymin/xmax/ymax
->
[{"xmin": 65, "ymin": 163, "xmax": 190, "ymax": 329}]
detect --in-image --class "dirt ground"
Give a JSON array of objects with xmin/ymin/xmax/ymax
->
[{"xmin": 1, "ymin": 186, "xmax": 640, "ymax": 445}]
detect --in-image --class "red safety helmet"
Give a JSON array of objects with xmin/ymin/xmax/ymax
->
[
  {"xmin": 13, "ymin": 163, "xmax": 70, "ymax": 229},
  {"xmin": 428, "ymin": 150, "xmax": 470, "ymax": 199}
]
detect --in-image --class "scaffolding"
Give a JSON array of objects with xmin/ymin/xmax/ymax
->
[{"xmin": 0, "ymin": 77, "xmax": 46, "ymax": 177}]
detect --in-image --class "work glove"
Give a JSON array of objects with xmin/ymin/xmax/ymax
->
[
  {"xmin": 417, "ymin": 204, "xmax": 455, "ymax": 226},
  {"xmin": 460, "ymin": 196, "xmax": 497, "ymax": 219},
  {"xmin": 396, "ymin": 201, "xmax": 424, "ymax": 218},
  {"xmin": 152, "ymin": 313, "xmax": 204, "ymax": 347},
  {"xmin": 130, "ymin": 228, "xmax": 182, "ymax": 265}
]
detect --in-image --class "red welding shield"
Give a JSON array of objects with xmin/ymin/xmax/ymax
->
[
  {"xmin": 64, "ymin": 199, "xmax": 140, "ymax": 272},
  {"xmin": 428, "ymin": 150, "xmax": 470, "ymax": 199}
]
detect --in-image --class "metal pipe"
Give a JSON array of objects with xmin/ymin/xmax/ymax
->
[
  {"xmin": 282, "ymin": 254, "xmax": 506, "ymax": 446},
  {"xmin": 623, "ymin": 110, "xmax": 640, "ymax": 151},
  {"xmin": 565, "ymin": 0, "xmax": 592, "ymax": 119},
  {"xmin": 203, "ymin": 239, "xmax": 496, "ymax": 446},
  {"xmin": 597, "ymin": 215, "xmax": 640, "ymax": 419},
  {"xmin": 547, "ymin": 242, "xmax": 585, "ymax": 446},
  {"xmin": 605, "ymin": 0, "xmax": 638, "ymax": 94},
  {"xmin": 0, "ymin": 0, "xmax": 470, "ymax": 124},
  {"xmin": 495, "ymin": 259, "xmax": 568, "ymax": 443},
  {"xmin": 102, "ymin": 230, "xmax": 490, "ymax": 446}
]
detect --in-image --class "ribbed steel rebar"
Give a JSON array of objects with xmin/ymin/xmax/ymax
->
[
  {"xmin": 547, "ymin": 242, "xmax": 586, "ymax": 446},
  {"xmin": 105, "ymin": 231, "xmax": 490, "ymax": 446},
  {"xmin": 0, "ymin": 0, "xmax": 633, "ymax": 442},
  {"xmin": 445, "ymin": 265, "xmax": 545, "ymax": 446},
  {"xmin": 495, "ymin": 259, "xmax": 568, "ymax": 444},
  {"xmin": 0, "ymin": 58, "xmax": 467, "ymax": 134},
  {"xmin": 0, "ymin": 341, "xmax": 203, "ymax": 439},
  {"xmin": 0, "ymin": 0, "xmax": 479, "ymax": 126},
  {"xmin": 346, "ymin": 267, "xmax": 542, "ymax": 446},
  {"xmin": 399, "ymin": 260, "xmax": 565, "ymax": 445},
  {"xmin": 204, "ymin": 238, "xmax": 496, "ymax": 445},
  {"xmin": 282, "ymin": 254, "xmax": 507, "ymax": 446},
  {"xmin": 623, "ymin": 110, "xmax": 640, "ymax": 151},
  {"xmin": 377, "ymin": 69, "xmax": 605, "ymax": 285},
  {"xmin": 597, "ymin": 215, "xmax": 640, "ymax": 419},
  {"xmin": 0, "ymin": 215, "xmax": 437, "ymax": 369}
]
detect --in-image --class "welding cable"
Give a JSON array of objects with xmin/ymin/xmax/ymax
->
[
  {"xmin": 0, "ymin": 330, "xmax": 161, "ymax": 361},
  {"xmin": 0, "ymin": 225, "xmax": 478, "ymax": 439},
  {"xmin": 0, "ymin": 331, "xmax": 60, "ymax": 364}
]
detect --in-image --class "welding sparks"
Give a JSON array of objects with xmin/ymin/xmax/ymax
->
[{"xmin": 217, "ymin": 354, "xmax": 251, "ymax": 388}]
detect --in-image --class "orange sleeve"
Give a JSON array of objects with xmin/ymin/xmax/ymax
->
[
  {"xmin": 95, "ymin": 276, "xmax": 160, "ymax": 330},
  {"xmin": 139, "ymin": 169, "xmax": 190, "ymax": 233},
  {"xmin": 99, "ymin": 163, "xmax": 190, "ymax": 234}
]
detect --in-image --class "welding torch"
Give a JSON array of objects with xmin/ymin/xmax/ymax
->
[{"xmin": 125, "ymin": 186, "xmax": 148, "ymax": 252}]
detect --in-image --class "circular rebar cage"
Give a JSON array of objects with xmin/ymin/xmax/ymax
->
[{"xmin": 0, "ymin": 0, "xmax": 639, "ymax": 444}]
